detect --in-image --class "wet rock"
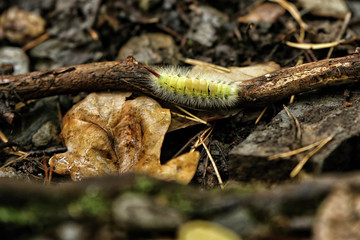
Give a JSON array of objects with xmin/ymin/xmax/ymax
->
[
  {"xmin": 313, "ymin": 183, "xmax": 360, "ymax": 240},
  {"xmin": 187, "ymin": 5, "xmax": 229, "ymax": 47},
  {"xmin": 32, "ymin": 121, "xmax": 61, "ymax": 147},
  {"xmin": 229, "ymin": 87, "xmax": 360, "ymax": 182},
  {"xmin": 0, "ymin": 167, "xmax": 30, "ymax": 182},
  {"xmin": 299, "ymin": 0, "xmax": 348, "ymax": 18},
  {"xmin": 15, "ymin": 0, "xmax": 55, "ymax": 13},
  {"xmin": 5, "ymin": 97, "xmax": 60, "ymax": 146},
  {"xmin": 113, "ymin": 193, "xmax": 184, "ymax": 230},
  {"xmin": 213, "ymin": 207, "xmax": 258, "ymax": 238},
  {"xmin": 29, "ymin": 39, "xmax": 102, "ymax": 70},
  {"xmin": 117, "ymin": 33, "xmax": 180, "ymax": 65},
  {"xmin": 0, "ymin": 47, "xmax": 29, "ymax": 74},
  {"xmin": 48, "ymin": 0, "xmax": 101, "ymax": 43},
  {"xmin": 56, "ymin": 222, "xmax": 84, "ymax": 240},
  {"xmin": 0, "ymin": 7, "xmax": 46, "ymax": 44}
]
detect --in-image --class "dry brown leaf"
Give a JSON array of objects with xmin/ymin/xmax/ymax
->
[
  {"xmin": 299, "ymin": 0, "xmax": 348, "ymax": 18},
  {"xmin": 190, "ymin": 61, "xmax": 280, "ymax": 83},
  {"xmin": 133, "ymin": 151, "xmax": 200, "ymax": 184},
  {"xmin": 0, "ymin": 7, "xmax": 46, "ymax": 44},
  {"xmin": 49, "ymin": 92, "xmax": 199, "ymax": 183},
  {"xmin": 237, "ymin": 3, "xmax": 285, "ymax": 23}
]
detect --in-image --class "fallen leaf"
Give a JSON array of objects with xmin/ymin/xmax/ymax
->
[
  {"xmin": 190, "ymin": 61, "xmax": 280, "ymax": 83},
  {"xmin": 299, "ymin": 0, "xmax": 348, "ymax": 18},
  {"xmin": 49, "ymin": 92, "xmax": 199, "ymax": 183},
  {"xmin": 238, "ymin": 3, "xmax": 285, "ymax": 23},
  {"xmin": 0, "ymin": 7, "xmax": 46, "ymax": 44}
]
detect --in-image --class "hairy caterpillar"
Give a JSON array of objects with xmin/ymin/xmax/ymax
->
[{"xmin": 147, "ymin": 66, "xmax": 240, "ymax": 109}]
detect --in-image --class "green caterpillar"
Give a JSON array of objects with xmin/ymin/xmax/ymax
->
[{"xmin": 148, "ymin": 66, "xmax": 239, "ymax": 109}]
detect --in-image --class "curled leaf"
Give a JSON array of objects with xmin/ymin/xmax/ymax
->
[{"xmin": 49, "ymin": 92, "xmax": 199, "ymax": 183}]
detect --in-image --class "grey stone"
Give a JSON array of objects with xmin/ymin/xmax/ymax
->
[
  {"xmin": 0, "ymin": 167, "xmax": 30, "ymax": 182},
  {"xmin": 113, "ymin": 193, "xmax": 183, "ymax": 230},
  {"xmin": 117, "ymin": 33, "xmax": 180, "ymax": 65},
  {"xmin": 229, "ymin": 89, "xmax": 360, "ymax": 182},
  {"xmin": 187, "ymin": 6, "xmax": 229, "ymax": 46},
  {"xmin": 32, "ymin": 121, "xmax": 61, "ymax": 147},
  {"xmin": 0, "ymin": 47, "xmax": 29, "ymax": 74}
]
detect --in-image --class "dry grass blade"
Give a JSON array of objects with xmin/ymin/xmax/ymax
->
[
  {"xmin": 290, "ymin": 136, "xmax": 333, "ymax": 177},
  {"xmin": 171, "ymin": 130, "xmax": 203, "ymax": 159},
  {"xmin": 174, "ymin": 106, "xmax": 208, "ymax": 125},
  {"xmin": 255, "ymin": 106, "xmax": 268, "ymax": 125},
  {"xmin": 283, "ymin": 104, "xmax": 302, "ymax": 141},
  {"xmin": 191, "ymin": 126, "xmax": 223, "ymax": 188},
  {"xmin": 192, "ymin": 126, "xmax": 214, "ymax": 150},
  {"xmin": 268, "ymin": 137, "xmax": 331, "ymax": 160},
  {"xmin": 0, "ymin": 129, "xmax": 8, "ymax": 143},
  {"xmin": 0, "ymin": 151, "xmax": 29, "ymax": 169},
  {"xmin": 89, "ymin": 29, "xmax": 99, "ymax": 41},
  {"xmin": 286, "ymin": 41, "xmax": 341, "ymax": 50},
  {"xmin": 289, "ymin": 94, "xmax": 295, "ymax": 104},
  {"xmin": 200, "ymin": 138, "xmax": 224, "ymax": 189}
]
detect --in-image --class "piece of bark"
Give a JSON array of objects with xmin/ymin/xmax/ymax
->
[{"xmin": 229, "ymin": 86, "xmax": 360, "ymax": 182}]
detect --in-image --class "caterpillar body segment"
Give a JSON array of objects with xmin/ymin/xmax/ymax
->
[{"xmin": 148, "ymin": 66, "xmax": 239, "ymax": 109}]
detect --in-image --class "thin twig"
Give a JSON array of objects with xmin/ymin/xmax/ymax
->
[
  {"xmin": 22, "ymin": 33, "xmax": 50, "ymax": 51},
  {"xmin": 171, "ymin": 130, "xmax": 203, "ymax": 159},
  {"xmin": 192, "ymin": 126, "xmax": 214, "ymax": 150},
  {"xmin": 42, "ymin": 155, "xmax": 49, "ymax": 184},
  {"xmin": 48, "ymin": 165, "xmax": 53, "ymax": 184}
]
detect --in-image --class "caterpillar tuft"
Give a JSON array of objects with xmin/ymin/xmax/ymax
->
[{"xmin": 147, "ymin": 66, "xmax": 240, "ymax": 109}]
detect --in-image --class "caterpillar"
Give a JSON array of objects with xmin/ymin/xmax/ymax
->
[{"xmin": 147, "ymin": 66, "xmax": 240, "ymax": 109}]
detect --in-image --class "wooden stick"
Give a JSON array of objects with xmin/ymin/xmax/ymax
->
[
  {"xmin": 0, "ymin": 57, "xmax": 153, "ymax": 100},
  {"xmin": 1, "ymin": 52, "xmax": 360, "ymax": 109},
  {"xmin": 236, "ymin": 50, "xmax": 360, "ymax": 107}
]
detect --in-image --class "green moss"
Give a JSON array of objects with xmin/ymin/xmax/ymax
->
[
  {"xmin": 67, "ymin": 189, "xmax": 110, "ymax": 218},
  {"xmin": 0, "ymin": 206, "xmax": 38, "ymax": 225},
  {"xmin": 133, "ymin": 175, "xmax": 157, "ymax": 193},
  {"xmin": 174, "ymin": 197, "xmax": 194, "ymax": 214}
]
